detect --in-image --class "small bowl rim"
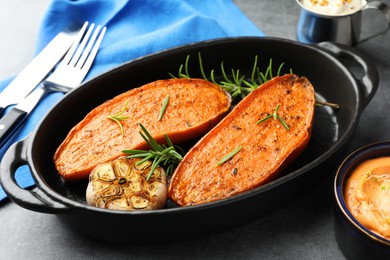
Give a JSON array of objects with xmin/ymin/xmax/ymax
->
[
  {"xmin": 295, "ymin": 0, "xmax": 367, "ymax": 18},
  {"xmin": 334, "ymin": 141, "xmax": 390, "ymax": 246}
]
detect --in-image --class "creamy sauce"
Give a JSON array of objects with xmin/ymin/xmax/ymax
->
[
  {"xmin": 344, "ymin": 157, "xmax": 390, "ymax": 240},
  {"xmin": 300, "ymin": 0, "xmax": 367, "ymax": 16}
]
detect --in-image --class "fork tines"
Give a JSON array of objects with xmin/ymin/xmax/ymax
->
[{"xmin": 64, "ymin": 21, "xmax": 107, "ymax": 71}]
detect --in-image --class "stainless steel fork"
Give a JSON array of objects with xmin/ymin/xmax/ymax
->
[{"xmin": 0, "ymin": 21, "xmax": 106, "ymax": 147}]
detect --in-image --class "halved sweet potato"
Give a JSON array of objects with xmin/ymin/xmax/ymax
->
[
  {"xmin": 54, "ymin": 78, "xmax": 231, "ymax": 181},
  {"xmin": 168, "ymin": 74, "xmax": 315, "ymax": 206}
]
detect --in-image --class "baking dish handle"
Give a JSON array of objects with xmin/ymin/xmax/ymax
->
[
  {"xmin": 0, "ymin": 136, "xmax": 69, "ymax": 213},
  {"xmin": 315, "ymin": 41, "xmax": 379, "ymax": 109}
]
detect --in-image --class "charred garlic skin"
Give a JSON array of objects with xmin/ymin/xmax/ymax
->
[{"xmin": 86, "ymin": 157, "xmax": 167, "ymax": 210}]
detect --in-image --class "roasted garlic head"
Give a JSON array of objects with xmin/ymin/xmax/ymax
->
[{"xmin": 86, "ymin": 157, "xmax": 167, "ymax": 210}]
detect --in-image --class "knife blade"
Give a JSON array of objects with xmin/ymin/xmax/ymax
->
[
  {"xmin": 0, "ymin": 84, "xmax": 52, "ymax": 148},
  {"xmin": 0, "ymin": 31, "xmax": 76, "ymax": 116}
]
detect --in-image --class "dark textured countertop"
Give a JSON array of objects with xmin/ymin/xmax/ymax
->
[{"xmin": 1, "ymin": 0, "xmax": 389, "ymax": 259}]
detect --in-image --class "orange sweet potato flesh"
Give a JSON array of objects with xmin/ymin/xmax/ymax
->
[
  {"xmin": 168, "ymin": 74, "xmax": 315, "ymax": 206},
  {"xmin": 54, "ymin": 78, "xmax": 231, "ymax": 181}
]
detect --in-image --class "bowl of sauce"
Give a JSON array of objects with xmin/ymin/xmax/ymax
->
[
  {"xmin": 298, "ymin": 0, "xmax": 367, "ymax": 16},
  {"xmin": 334, "ymin": 142, "xmax": 390, "ymax": 259}
]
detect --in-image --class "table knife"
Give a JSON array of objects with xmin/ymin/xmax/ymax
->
[{"xmin": 0, "ymin": 31, "xmax": 76, "ymax": 116}]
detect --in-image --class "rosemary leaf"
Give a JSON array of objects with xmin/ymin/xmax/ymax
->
[
  {"xmin": 256, "ymin": 104, "xmax": 289, "ymax": 130},
  {"xmin": 256, "ymin": 114, "xmax": 273, "ymax": 124},
  {"xmin": 210, "ymin": 69, "xmax": 218, "ymax": 85},
  {"xmin": 277, "ymin": 62, "xmax": 285, "ymax": 76},
  {"xmin": 166, "ymin": 165, "xmax": 174, "ymax": 176},
  {"xmin": 165, "ymin": 133, "xmax": 174, "ymax": 147},
  {"xmin": 273, "ymin": 104, "xmax": 280, "ymax": 120},
  {"xmin": 268, "ymin": 59, "xmax": 273, "ymax": 79},
  {"xmin": 277, "ymin": 115, "xmax": 290, "ymax": 130},
  {"xmin": 146, "ymin": 156, "xmax": 165, "ymax": 180},
  {"xmin": 184, "ymin": 54, "xmax": 190, "ymax": 77},
  {"xmin": 250, "ymin": 55, "xmax": 258, "ymax": 85},
  {"xmin": 178, "ymin": 64, "xmax": 184, "ymax": 77},
  {"xmin": 259, "ymin": 72, "xmax": 267, "ymax": 83},
  {"xmin": 140, "ymin": 131, "xmax": 161, "ymax": 152},
  {"xmin": 121, "ymin": 151, "xmax": 152, "ymax": 158},
  {"xmin": 138, "ymin": 154, "xmax": 155, "ymax": 164},
  {"xmin": 157, "ymin": 95, "xmax": 170, "ymax": 121},
  {"xmin": 198, "ymin": 52, "xmax": 208, "ymax": 80},
  {"xmin": 106, "ymin": 101, "xmax": 130, "ymax": 136},
  {"xmin": 220, "ymin": 61, "xmax": 232, "ymax": 85},
  {"xmin": 216, "ymin": 146, "xmax": 242, "ymax": 166}
]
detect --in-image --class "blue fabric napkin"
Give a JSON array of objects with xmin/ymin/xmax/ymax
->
[{"xmin": 0, "ymin": 0, "xmax": 264, "ymax": 202}]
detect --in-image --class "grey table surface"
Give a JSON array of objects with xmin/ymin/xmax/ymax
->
[{"xmin": 1, "ymin": 0, "xmax": 389, "ymax": 259}]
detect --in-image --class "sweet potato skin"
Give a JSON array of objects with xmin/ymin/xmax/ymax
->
[
  {"xmin": 54, "ymin": 78, "xmax": 231, "ymax": 181},
  {"xmin": 168, "ymin": 74, "xmax": 315, "ymax": 206}
]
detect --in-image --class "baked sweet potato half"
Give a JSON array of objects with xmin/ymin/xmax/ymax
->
[
  {"xmin": 168, "ymin": 74, "xmax": 315, "ymax": 206},
  {"xmin": 54, "ymin": 78, "xmax": 231, "ymax": 181}
]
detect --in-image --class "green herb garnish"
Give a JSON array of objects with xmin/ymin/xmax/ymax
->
[
  {"xmin": 170, "ymin": 53, "xmax": 339, "ymax": 109},
  {"xmin": 256, "ymin": 104, "xmax": 290, "ymax": 130},
  {"xmin": 106, "ymin": 101, "xmax": 130, "ymax": 136},
  {"xmin": 170, "ymin": 53, "xmax": 290, "ymax": 100},
  {"xmin": 122, "ymin": 123, "xmax": 183, "ymax": 181},
  {"xmin": 381, "ymin": 185, "xmax": 390, "ymax": 191},
  {"xmin": 216, "ymin": 146, "xmax": 242, "ymax": 166},
  {"xmin": 157, "ymin": 95, "xmax": 170, "ymax": 121}
]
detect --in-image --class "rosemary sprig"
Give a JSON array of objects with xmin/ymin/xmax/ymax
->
[
  {"xmin": 216, "ymin": 146, "xmax": 242, "ymax": 166},
  {"xmin": 170, "ymin": 53, "xmax": 339, "ymax": 109},
  {"xmin": 157, "ymin": 95, "xmax": 170, "ymax": 121},
  {"xmin": 170, "ymin": 52, "xmax": 289, "ymax": 100},
  {"xmin": 256, "ymin": 104, "xmax": 290, "ymax": 130},
  {"xmin": 106, "ymin": 101, "xmax": 130, "ymax": 136},
  {"xmin": 122, "ymin": 123, "xmax": 183, "ymax": 181}
]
